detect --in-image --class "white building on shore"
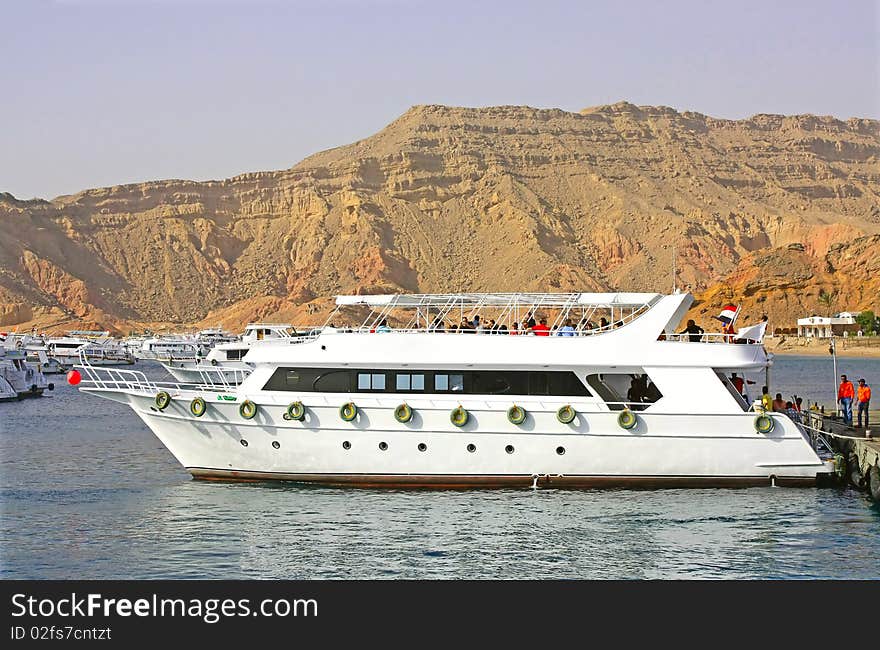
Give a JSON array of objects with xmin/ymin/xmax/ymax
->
[{"xmin": 796, "ymin": 313, "xmax": 859, "ymax": 338}]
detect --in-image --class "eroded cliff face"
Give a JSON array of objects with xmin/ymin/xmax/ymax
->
[{"xmin": 1, "ymin": 102, "xmax": 878, "ymax": 332}]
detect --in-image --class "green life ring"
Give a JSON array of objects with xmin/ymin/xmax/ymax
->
[
  {"xmin": 507, "ymin": 404, "xmax": 526, "ymax": 425},
  {"xmin": 239, "ymin": 400, "xmax": 258, "ymax": 420},
  {"xmin": 450, "ymin": 405, "xmax": 469, "ymax": 427},
  {"xmin": 556, "ymin": 404, "xmax": 576, "ymax": 424},
  {"xmin": 190, "ymin": 396, "xmax": 207, "ymax": 417},
  {"xmin": 285, "ymin": 401, "xmax": 305, "ymax": 421},
  {"xmin": 155, "ymin": 391, "xmax": 171, "ymax": 410},
  {"xmin": 617, "ymin": 409, "xmax": 637, "ymax": 430},
  {"xmin": 754, "ymin": 413, "xmax": 774, "ymax": 434},
  {"xmin": 340, "ymin": 402, "xmax": 358, "ymax": 422},
  {"xmin": 394, "ymin": 403, "xmax": 413, "ymax": 423}
]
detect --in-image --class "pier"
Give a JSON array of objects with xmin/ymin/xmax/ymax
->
[{"xmin": 803, "ymin": 411, "xmax": 880, "ymax": 501}]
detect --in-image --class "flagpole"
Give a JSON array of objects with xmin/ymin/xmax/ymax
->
[{"xmin": 830, "ymin": 336, "xmax": 838, "ymax": 417}]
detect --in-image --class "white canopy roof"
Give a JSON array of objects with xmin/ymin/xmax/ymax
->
[{"xmin": 335, "ymin": 292, "xmax": 663, "ymax": 308}]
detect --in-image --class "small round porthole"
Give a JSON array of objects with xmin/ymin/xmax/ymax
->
[
  {"xmin": 505, "ymin": 445, "xmax": 515, "ymax": 454},
  {"xmin": 379, "ymin": 441, "xmax": 388, "ymax": 451},
  {"xmin": 240, "ymin": 439, "xmax": 249, "ymax": 447},
  {"xmin": 342, "ymin": 441, "xmax": 351, "ymax": 450},
  {"xmin": 556, "ymin": 446, "xmax": 565, "ymax": 455},
  {"xmin": 418, "ymin": 443, "xmax": 427, "ymax": 452},
  {"xmin": 272, "ymin": 441, "xmax": 280, "ymax": 450},
  {"xmin": 467, "ymin": 444, "xmax": 476, "ymax": 453}
]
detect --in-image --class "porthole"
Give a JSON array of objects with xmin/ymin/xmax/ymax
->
[
  {"xmin": 240, "ymin": 439, "xmax": 249, "ymax": 447},
  {"xmin": 379, "ymin": 441, "xmax": 388, "ymax": 451},
  {"xmin": 467, "ymin": 444, "xmax": 476, "ymax": 453},
  {"xmin": 272, "ymin": 441, "xmax": 280, "ymax": 450},
  {"xmin": 342, "ymin": 440, "xmax": 351, "ymax": 450},
  {"xmin": 556, "ymin": 446, "xmax": 565, "ymax": 455},
  {"xmin": 418, "ymin": 443, "xmax": 427, "ymax": 452},
  {"xmin": 505, "ymin": 445, "xmax": 515, "ymax": 454}
]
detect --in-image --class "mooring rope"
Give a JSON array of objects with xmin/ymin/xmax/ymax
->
[{"xmin": 797, "ymin": 420, "xmax": 871, "ymax": 441}]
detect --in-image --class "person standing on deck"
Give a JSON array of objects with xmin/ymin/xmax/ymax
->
[
  {"xmin": 838, "ymin": 374, "xmax": 855, "ymax": 425},
  {"xmin": 679, "ymin": 319, "xmax": 704, "ymax": 342},
  {"xmin": 760, "ymin": 386, "xmax": 772, "ymax": 412},
  {"xmin": 532, "ymin": 319, "xmax": 550, "ymax": 336},
  {"xmin": 856, "ymin": 378, "xmax": 871, "ymax": 428}
]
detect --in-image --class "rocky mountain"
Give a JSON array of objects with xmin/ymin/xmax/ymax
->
[{"xmin": 1, "ymin": 102, "xmax": 878, "ymax": 334}]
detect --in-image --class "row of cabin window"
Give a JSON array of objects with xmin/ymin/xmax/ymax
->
[{"xmin": 263, "ymin": 368, "xmax": 592, "ymax": 397}]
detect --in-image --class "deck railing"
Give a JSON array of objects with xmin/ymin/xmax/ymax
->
[{"xmin": 77, "ymin": 353, "xmax": 245, "ymax": 393}]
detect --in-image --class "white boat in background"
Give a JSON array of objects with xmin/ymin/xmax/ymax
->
[
  {"xmin": 47, "ymin": 331, "xmax": 134, "ymax": 366},
  {"xmin": 0, "ymin": 374, "xmax": 17, "ymax": 401},
  {"xmin": 24, "ymin": 345, "xmax": 67, "ymax": 374},
  {"xmin": 0, "ymin": 348, "xmax": 53, "ymax": 398},
  {"xmin": 161, "ymin": 324, "xmax": 295, "ymax": 383},
  {"xmin": 135, "ymin": 335, "xmax": 200, "ymax": 361},
  {"xmin": 77, "ymin": 291, "xmax": 834, "ymax": 488}
]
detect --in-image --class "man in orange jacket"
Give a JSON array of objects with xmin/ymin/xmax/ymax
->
[
  {"xmin": 838, "ymin": 374, "xmax": 855, "ymax": 425},
  {"xmin": 856, "ymin": 378, "xmax": 871, "ymax": 428}
]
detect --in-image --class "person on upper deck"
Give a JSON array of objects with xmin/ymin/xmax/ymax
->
[
  {"xmin": 558, "ymin": 319, "xmax": 576, "ymax": 336},
  {"xmin": 680, "ymin": 319, "xmax": 705, "ymax": 342},
  {"xmin": 376, "ymin": 319, "xmax": 391, "ymax": 333},
  {"xmin": 599, "ymin": 317, "xmax": 609, "ymax": 329},
  {"xmin": 510, "ymin": 322, "xmax": 520, "ymax": 335},
  {"xmin": 524, "ymin": 312, "xmax": 537, "ymax": 330},
  {"xmin": 459, "ymin": 317, "xmax": 474, "ymax": 333},
  {"xmin": 532, "ymin": 318, "xmax": 550, "ymax": 336}
]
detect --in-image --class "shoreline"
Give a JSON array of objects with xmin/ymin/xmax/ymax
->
[{"xmin": 766, "ymin": 339, "xmax": 880, "ymax": 359}]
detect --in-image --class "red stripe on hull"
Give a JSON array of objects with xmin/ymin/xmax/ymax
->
[{"xmin": 187, "ymin": 468, "xmax": 816, "ymax": 488}]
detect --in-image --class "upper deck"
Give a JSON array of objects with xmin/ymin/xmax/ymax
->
[{"xmin": 242, "ymin": 291, "xmax": 770, "ymax": 370}]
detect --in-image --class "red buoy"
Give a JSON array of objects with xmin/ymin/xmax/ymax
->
[{"xmin": 67, "ymin": 369, "xmax": 82, "ymax": 386}]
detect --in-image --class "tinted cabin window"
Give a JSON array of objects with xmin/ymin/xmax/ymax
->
[
  {"xmin": 585, "ymin": 373, "xmax": 661, "ymax": 410},
  {"xmin": 313, "ymin": 371, "xmax": 351, "ymax": 392},
  {"xmin": 263, "ymin": 368, "xmax": 590, "ymax": 396}
]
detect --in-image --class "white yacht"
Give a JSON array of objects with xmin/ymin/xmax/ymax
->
[
  {"xmin": 47, "ymin": 332, "xmax": 133, "ymax": 366},
  {"xmin": 135, "ymin": 336, "xmax": 200, "ymax": 361},
  {"xmin": 160, "ymin": 324, "xmax": 295, "ymax": 383},
  {"xmin": 0, "ymin": 348, "xmax": 53, "ymax": 398},
  {"xmin": 75, "ymin": 292, "xmax": 834, "ymax": 488}
]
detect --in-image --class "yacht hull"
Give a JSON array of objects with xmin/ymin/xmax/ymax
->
[{"xmin": 104, "ymin": 391, "xmax": 830, "ymax": 488}]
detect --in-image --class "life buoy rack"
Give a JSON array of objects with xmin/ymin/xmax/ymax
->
[
  {"xmin": 394, "ymin": 403, "xmax": 413, "ymax": 423},
  {"xmin": 339, "ymin": 402, "xmax": 358, "ymax": 422},
  {"xmin": 190, "ymin": 397, "xmax": 207, "ymax": 417},
  {"xmin": 507, "ymin": 404, "xmax": 526, "ymax": 425},
  {"xmin": 239, "ymin": 400, "xmax": 257, "ymax": 420},
  {"xmin": 285, "ymin": 401, "xmax": 306, "ymax": 421},
  {"xmin": 754, "ymin": 413, "xmax": 774, "ymax": 434},
  {"xmin": 155, "ymin": 391, "xmax": 171, "ymax": 410},
  {"xmin": 556, "ymin": 404, "xmax": 576, "ymax": 424},
  {"xmin": 450, "ymin": 405, "xmax": 469, "ymax": 427},
  {"xmin": 617, "ymin": 409, "xmax": 637, "ymax": 430}
]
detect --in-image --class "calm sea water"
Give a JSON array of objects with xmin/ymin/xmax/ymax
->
[{"xmin": 1, "ymin": 356, "xmax": 878, "ymax": 579}]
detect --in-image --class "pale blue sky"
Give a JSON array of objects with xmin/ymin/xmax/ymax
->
[{"xmin": 2, "ymin": 0, "xmax": 878, "ymax": 199}]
